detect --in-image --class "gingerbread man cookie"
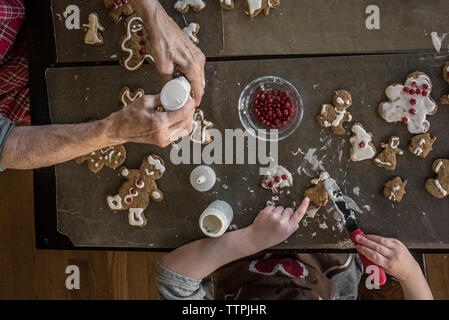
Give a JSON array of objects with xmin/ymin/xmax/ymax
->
[
  {"xmin": 383, "ymin": 177, "xmax": 407, "ymax": 202},
  {"xmin": 408, "ymin": 133, "xmax": 437, "ymax": 158},
  {"xmin": 75, "ymin": 145, "xmax": 126, "ymax": 173},
  {"xmin": 82, "ymin": 13, "xmax": 105, "ymax": 45},
  {"xmin": 378, "ymin": 72, "xmax": 437, "ymax": 134},
  {"xmin": 261, "ymin": 164, "xmax": 293, "ymax": 193},
  {"xmin": 119, "ymin": 86, "xmax": 144, "ymax": 107},
  {"xmin": 183, "ymin": 23, "xmax": 200, "ymax": 45},
  {"xmin": 374, "ymin": 137, "xmax": 403, "ymax": 171},
  {"xmin": 174, "ymin": 0, "xmax": 206, "ymax": 13},
  {"xmin": 104, "ymin": 0, "xmax": 134, "ymax": 23},
  {"xmin": 317, "ymin": 90, "xmax": 353, "ymax": 135},
  {"xmin": 305, "ymin": 171, "xmax": 330, "ymax": 207},
  {"xmin": 246, "ymin": 0, "xmax": 280, "ymax": 18},
  {"xmin": 120, "ymin": 16, "xmax": 154, "ymax": 71},
  {"xmin": 219, "ymin": 0, "xmax": 235, "ymax": 9},
  {"xmin": 107, "ymin": 155, "xmax": 165, "ymax": 227},
  {"xmin": 425, "ymin": 159, "xmax": 449, "ymax": 199},
  {"xmin": 191, "ymin": 109, "xmax": 213, "ymax": 144},
  {"xmin": 440, "ymin": 62, "xmax": 449, "ymax": 105},
  {"xmin": 349, "ymin": 123, "xmax": 376, "ymax": 162}
]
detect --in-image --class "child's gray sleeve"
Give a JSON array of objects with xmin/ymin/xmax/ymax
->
[
  {"xmin": 0, "ymin": 115, "xmax": 15, "ymax": 172},
  {"xmin": 156, "ymin": 262, "xmax": 207, "ymax": 300}
]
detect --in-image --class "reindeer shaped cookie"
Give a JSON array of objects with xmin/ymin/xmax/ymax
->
[
  {"xmin": 425, "ymin": 159, "xmax": 449, "ymax": 199},
  {"xmin": 374, "ymin": 137, "xmax": 403, "ymax": 171},
  {"xmin": 107, "ymin": 155, "xmax": 165, "ymax": 227},
  {"xmin": 317, "ymin": 90, "xmax": 353, "ymax": 135}
]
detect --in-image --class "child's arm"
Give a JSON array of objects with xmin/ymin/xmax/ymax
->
[
  {"xmin": 159, "ymin": 198, "xmax": 310, "ymax": 280},
  {"xmin": 354, "ymin": 234, "xmax": 433, "ymax": 300}
]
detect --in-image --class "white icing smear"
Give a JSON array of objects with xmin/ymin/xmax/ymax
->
[
  {"xmin": 148, "ymin": 156, "xmax": 165, "ymax": 173},
  {"xmin": 262, "ymin": 164, "xmax": 293, "ymax": 193}
]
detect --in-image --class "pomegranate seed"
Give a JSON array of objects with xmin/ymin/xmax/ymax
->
[
  {"xmin": 137, "ymin": 30, "xmax": 143, "ymax": 36},
  {"xmin": 359, "ymin": 141, "xmax": 366, "ymax": 148},
  {"xmin": 126, "ymin": 197, "xmax": 132, "ymax": 203},
  {"xmin": 139, "ymin": 48, "xmax": 146, "ymax": 55},
  {"xmin": 403, "ymin": 87, "xmax": 409, "ymax": 93},
  {"xmin": 131, "ymin": 188, "xmax": 137, "ymax": 195},
  {"xmin": 422, "ymin": 90, "xmax": 428, "ymax": 96},
  {"xmin": 402, "ymin": 117, "xmax": 408, "ymax": 124},
  {"xmin": 410, "ymin": 99, "xmax": 417, "ymax": 105},
  {"xmin": 411, "ymin": 81, "xmax": 417, "ymax": 87},
  {"xmin": 281, "ymin": 174, "xmax": 288, "ymax": 180},
  {"xmin": 415, "ymin": 88, "xmax": 421, "ymax": 94},
  {"xmin": 267, "ymin": 181, "xmax": 274, "ymax": 188},
  {"xmin": 274, "ymin": 176, "xmax": 281, "ymax": 183},
  {"xmin": 422, "ymin": 84, "xmax": 429, "ymax": 90},
  {"xmin": 409, "ymin": 89, "xmax": 415, "ymax": 95},
  {"xmin": 409, "ymin": 108, "xmax": 417, "ymax": 115}
]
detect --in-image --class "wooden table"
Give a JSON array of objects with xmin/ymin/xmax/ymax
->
[{"xmin": 32, "ymin": 0, "xmax": 449, "ymax": 250}]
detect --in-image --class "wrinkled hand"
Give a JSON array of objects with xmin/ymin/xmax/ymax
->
[
  {"xmin": 107, "ymin": 94, "xmax": 195, "ymax": 148},
  {"xmin": 146, "ymin": 9, "xmax": 205, "ymax": 106},
  {"xmin": 354, "ymin": 234, "xmax": 421, "ymax": 282},
  {"xmin": 248, "ymin": 198, "xmax": 310, "ymax": 250}
]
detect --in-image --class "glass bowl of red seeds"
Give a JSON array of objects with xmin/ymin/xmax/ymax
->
[{"xmin": 238, "ymin": 76, "xmax": 303, "ymax": 141}]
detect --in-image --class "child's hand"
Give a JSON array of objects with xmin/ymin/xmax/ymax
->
[
  {"xmin": 247, "ymin": 197, "xmax": 310, "ymax": 250},
  {"xmin": 354, "ymin": 234, "xmax": 420, "ymax": 282}
]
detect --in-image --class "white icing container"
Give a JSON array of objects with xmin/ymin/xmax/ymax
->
[
  {"xmin": 190, "ymin": 165, "xmax": 216, "ymax": 192},
  {"xmin": 160, "ymin": 76, "xmax": 191, "ymax": 111},
  {"xmin": 199, "ymin": 200, "xmax": 233, "ymax": 237}
]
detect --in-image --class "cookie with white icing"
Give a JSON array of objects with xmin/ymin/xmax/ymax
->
[
  {"xmin": 440, "ymin": 62, "xmax": 449, "ymax": 105},
  {"xmin": 246, "ymin": 0, "xmax": 280, "ymax": 18},
  {"xmin": 174, "ymin": 0, "xmax": 206, "ymax": 13},
  {"xmin": 104, "ymin": 0, "xmax": 134, "ymax": 23},
  {"xmin": 119, "ymin": 86, "xmax": 144, "ymax": 107},
  {"xmin": 374, "ymin": 137, "xmax": 403, "ymax": 171},
  {"xmin": 317, "ymin": 90, "xmax": 353, "ymax": 135},
  {"xmin": 219, "ymin": 0, "xmax": 235, "ymax": 9},
  {"xmin": 349, "ymin": 123, "xmax": 376, "ymax": 162},
  {"xmin": 120, "ymin": 15, "xmax": 154, "ymax": 71},
  {"xmin": 383, "ymin": 177, "xmax": 407, "ymax": 202},
  {"xmin": 304, "ymin": 171, "xmax": 330, "ymax": 207},
  {"xmin": 425, "ymin": 159, "xmax": 449, "ymax": 199},
  {"xmin": 378, "ymin": 72, "xmax": 438, "ymax": 134},
  {"xmin": 82, "ymin": 13, "xmax": 105, "ymax": 45},
  {"xmin": 75, "ymin": 145, "xmax": 126, "ymax": 173},
  {"xmin": 408, "ymin": 133, "xmax": 437, "ymax": 158},
  {"xmin": 107, "ymin": 155, "xmax": 165, "ymax": 227},
  {"xmin": 261, "ymin": 164, "xmax": 293, "ymax": 193},
  {"xmin": 183, "ymin": 23, "xmax": 200, "ymax": 45},
  {"xmin": 191, "ymin": 109, "xmax": 213, "ymax": 144}
]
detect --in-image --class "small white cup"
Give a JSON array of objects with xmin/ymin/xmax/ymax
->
[
  {"xmin": 199, "ymin": 200, "xmax": 233, "ymax": 237},
  {"xmin": 160, "ymin": 76, "xmax": 191, "ymax": 111}
]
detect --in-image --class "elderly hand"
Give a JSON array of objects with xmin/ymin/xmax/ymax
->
[{"xmin": 107, "ymin": 94, "xmax": 195, "ymax": 148}]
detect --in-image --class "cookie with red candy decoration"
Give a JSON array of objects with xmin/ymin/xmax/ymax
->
[
  {"xmin": 261, "ymin": 163, "xmax": 293, "ymax": 193},
  {"xmin": 253, "ymin": 89, "xmax": 295, "ymax": 129},
  {"xmin": 104, "ymin": 0, "xmax": 134, "ymax": 23},
  {"xmin": 378, "ymin": 72, "xmax": 437, "ymax": 134},
  {"xmin": 107, "ymin": 155, "xmax": 165, "ymax": 227},
  {"xmin": 349, "ymin": 123, "xmax": 376, "ymax": 162}
]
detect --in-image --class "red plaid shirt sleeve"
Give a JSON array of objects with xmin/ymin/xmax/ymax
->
[{"xmin": 0, "ymin": 0, "xmax": 29, "ymax": 123}]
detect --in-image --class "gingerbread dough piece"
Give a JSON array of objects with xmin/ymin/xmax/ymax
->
[
  {"xmin": 408, "ymin": 133, "xmax": 437, "ymax": 158},
  {"xmin": 119, "ymin": 86, "xmax": 144, "ymax": 107},
  {"xmin": 246, "ymin": 0, "xmax": 280, "ymax": 18},
  {"xmin": 104, "ymin": 0, "xmax": 134, "ymax": 23},
  {"xmin": 378, "ymin": 72, "xmax": 437, "ymax": 134},
  {"xmin": 261, "ymin": 164, "xmax": 293, "ymax": 193},
  {"xmin": 174, "ymin": 0, "xmax": 206, "ymax": 13},
  {"xmin": 305, "ymin": 171, "xmax": 330, "ymax": 207},
  {"xmin": 219, "ymin": 0, "xmax": 235, "ymax": 9},
  {"xmin": 374, "ymin": 137, "xmax": 403, "ymax": 171},
  {"xmin": 440, "ymin": 62, "xmax": 449, "ymax": 105},
  {"xmin": 383, "ymin": 177, "xmax": 407, "ymax": 202},
  {"xmin": 349, "ymin": 123, "xmax": 376, "ymax": 162},
  {"xmin": 317, "ymin": 90, "xmax": 353, "ymax": 135},
  {"xmin": 191, "ymin": 109, "xmax": 213, "ymax": 144},
  {"xmin": 82, "ymin": 13, "xmax": 105, "ymax": 45},
  {"xmin": 120, "ymin": 16, "xmax": 154, "ymax": 71},
  {"xmin": 107, "ymin": 155, "xmax": 165, "ymax": 227},
  {"xmin": 183, "ymin": 23, "xmax": 200, "ymax": 45},
  {"xmin": 75, "ymin": 145, "xmax": 126, "ymax": 173},
  {"xmin": 425, "ymin": 159, "xmax": 449, "ymax": 199}
]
